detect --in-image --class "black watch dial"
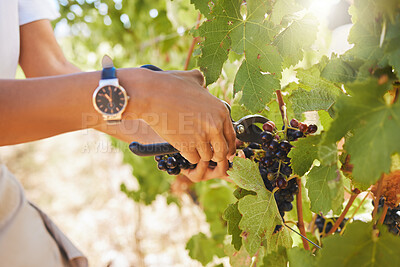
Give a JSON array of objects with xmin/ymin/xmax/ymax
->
[{"xmin": 95, "ymin": 85, "xmax": 126, "ymax": 114}]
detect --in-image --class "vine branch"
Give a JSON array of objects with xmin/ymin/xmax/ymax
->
[
  {"xmin": 372, "ymin": 175, "xmax": 384, "ymax": 226},
  {"xmin": 377, "ymin": 204, "xmax": 389, "ymax": 225},
  {"xmin": 296, "ymin": 177, "xmax": 309, "ymax": 251},
  {"xmin": 326, "ymin": 188, "xmax": 360, "ymax": 237},
  {"xmin": 184, "ymin": 13, "xmax": 202, "ymax": 71}
]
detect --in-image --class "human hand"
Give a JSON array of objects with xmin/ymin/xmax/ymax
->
[{"xmin": 120, "ymin": 68, "xmax": 236, "ymax": 167}]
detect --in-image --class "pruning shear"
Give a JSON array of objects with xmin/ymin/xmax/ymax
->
[{"xmin": 129, "ymin": 64, "xmax": 270, "ymax": 157}]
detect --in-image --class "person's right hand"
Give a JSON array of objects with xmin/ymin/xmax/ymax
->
[{"xmin": 120, "ymin": 68, "xmax": 236, "ymax": 167}]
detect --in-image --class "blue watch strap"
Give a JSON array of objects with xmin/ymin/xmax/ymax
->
[{"xmin": 101, "ymin": 66, "xmax": 117, "ymax": 79}]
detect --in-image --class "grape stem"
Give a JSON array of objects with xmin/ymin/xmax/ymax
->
[
  {"xmin": 377, "ymin": 203, "xmax": 389, "ymax": 225},
  {"xmin": 276, "ymin": 90, "xmax": 289, "ymax": 128},
  {"xmin": 184, "ymin": 13, "xmax": 202, "ymax": 71},
  {"xmin": 325, "ymin": 188, "xmax": 360, "ymax": 237},
  {"xmin": 372, "ymin": 175, "xmax": 384, "ymax": 226},
  {"xmin": 295, "ymin": 177, "xmax": 310, "ymax": 250}
]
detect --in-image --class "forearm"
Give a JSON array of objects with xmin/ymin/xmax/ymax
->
[{"xmin": 0, "ymin": 69, "xmax": 149, "ymax": 146}]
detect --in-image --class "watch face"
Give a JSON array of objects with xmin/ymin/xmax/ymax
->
[{"xmin": 95, "ymin": 85, "xmax": 127, "ymax": 115}]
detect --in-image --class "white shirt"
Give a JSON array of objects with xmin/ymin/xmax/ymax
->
[{"xmin": 0, "ymin": 0, "xmax": 59, "ymax": 79}]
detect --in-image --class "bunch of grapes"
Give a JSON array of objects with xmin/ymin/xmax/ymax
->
[
  {"xmin": 314, "ymin": 215, "xmax": 347, "ymax": 235},
  {"xmin": 153, "ymin": 117, "xmax": 318, "ymax": 232},
  {"xmin": 155, "ymin": 153, "xmax": 197, "ymax": 175},
  {"xmin": 373, "ymin": 197, "xmax": 400, "ymax": 235},
  {"xmin": 240, "ymin": 119, "xmax": 317, "ymax": 232}
]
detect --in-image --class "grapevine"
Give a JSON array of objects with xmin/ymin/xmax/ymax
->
[{"xmin": 63, "ymin": 0, "xmax": 400, "ymax": 265}]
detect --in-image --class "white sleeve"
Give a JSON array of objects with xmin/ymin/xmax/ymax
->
[{"xmin": 18, "ymin": 0, "xmax": 60, "ymax": 26}]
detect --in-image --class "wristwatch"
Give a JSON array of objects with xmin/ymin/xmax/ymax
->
[{"xmin": 92, "ymin": 55, "xmax": 129, "ymax": 124}]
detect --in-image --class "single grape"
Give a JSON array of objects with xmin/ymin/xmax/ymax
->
[
  {"xmin": 155, "ymin": 155, "xmax": 163, "ymax": 162},
  {"xmin": 243, "ymin": 147, "xmax": 254, "ymax": 158},
  {"xmin": 275, "ymin": 150, "xmax": 287, "ymax": 159},
  {"xmin": 307, "ymin": 124, "xmax": 318, "ymax": 134},
  {"xmin": 276, "ymin": 176, "xmax": 288, "ymax": 189},
  {"xmin": 166, "ymin": 157, "xmax": 178, "ymax": 168},
  {"xmin": 157, "ymin": 160, "xmax": 167, "ymax": 171},
  {"xmin": 248, "ymin": 142, "xmax": 261, "ymax": 149},
  {"xmin": 279, "ymin": 140, "xmax": 292, "ymax": 152},
  {"xmin": 167, "ymin": 167, "xmax": 181, "ymax": 175},
  {"xmin": 261, "ymin": 131, "xmax": 273, "ymax": 143},
  {"xmin": 268, "ymin": 140, "xmax": 279, "ymax": 151},
  {"xmin": 290, "ymin": 119, "xmax": 299, "ymax": 128},
  {"xmin": 299, "ymin": 123, "xmax": 308, "ymax": 133}
]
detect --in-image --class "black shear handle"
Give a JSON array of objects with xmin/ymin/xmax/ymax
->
[
  {"xmin": 129, "ymin": 142, "xmax": 179, "ymax": 156},
  {"xmin": 129, "ymin": 64, "xmax": 179, "ymax": 156}
]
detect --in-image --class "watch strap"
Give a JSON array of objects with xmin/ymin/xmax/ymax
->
[{"xmin": 101, "ymin": 55, "xmax": 117, "ymax": 80}]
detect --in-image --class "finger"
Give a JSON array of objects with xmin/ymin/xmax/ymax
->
[
  {"xmin": 188, "ymin": 69, "xmax": 205, "ymax": 86},
  {"xmin": 223, "ymin": 116, "xmax": 236, "ymax": 157},
  {"xmin": 180, "ymin": 150, "xmax": 201, "ymax": 164},
  {"xmin": 210, "ymin": 134, "xmax": 228, "ymax": 162},
  {"xmin": 197, "ymin": 141, "xmax": 213, "ymax": 162},
  {"xmin": 202, "ymin": 160, "xmax": 229, "ymax": 181},
  {"xmin": 184, "ymin": 160, "xmax": 209, "ymax": 182}
]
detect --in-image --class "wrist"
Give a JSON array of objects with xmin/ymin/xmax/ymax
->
[{"xmin": 117, "ymin": 67, "xmax": 156, "ymax": 120}]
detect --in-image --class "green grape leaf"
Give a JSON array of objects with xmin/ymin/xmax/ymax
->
[
  {"xmin": 296, "ymin": 64, "xmax": 342, "ymax": 94},
  {"xmin": 306, "ymin": 164, "xmax": 344, "ymax": 215},
  {"xmin": 198, "ymin": 0, "xmax": 241, "ymax": 85},
  {"xmin": 273, "ymin": 14, "xmax": 318, "ymax": 67},
  {"xmin": 186, "ymin": 233, "xmax": 225, "ymax": 265},
  {"xmin": 223, "ymin": 202, "xmax": 243, "ymax": 250},
  {"xmin": 318, "ymin": 110, "xmax": 333, "ymax": 131},
  {"xmin": 225, "ymin": 243, "xmax": 253, "ymax": 267},
  {"xmin": 228, "ymin": 157, "xmax": 292, "ymax": 255},
  {"xmin": 290, "ymin": 87, "xmax": 336, "ymax": 119},
  {"xmin": 270, "ymin": 0, "xmax": 303, "ymax": 25},
  {"xmin": 288, "ymin": 135, "xmax": 322, "ymax": 177},
  {"xmin": 287, "ymin": 247, "xmax": 315, "ymax": 267},
  {"xmin": 347, "ymin": 0, "xmax": 385, "ymax": 64},
  {"xmin": 318, "ymin": 221, "xmax": 400, "ymax": 267},
  {"xmin": 234, "ymin": 59, "xmax": 280, "ymax": 112},
  {"xmin": 265, "ymin": 227, "xmax": 293, "ymax": 254},
  {"xmin": 323, "ymin": 79, "xmax": 400, "ymax": 186},
  {"xmin": 318, "ymin": 142, "xmax": 338, "ymax": 166},
  {"xmin": 190, "ymin": 0, "xmax": 213, "ymax": 19},
  {"xmin": 262, "ymin": 246, "xmax": 287, "ymax": 267},
  {"xmin": 385, "ymin": 16, "xmax": 400, "ymax": 78},
  {"xmin": 321, "ymin": 57, "xmax": 358, "ymax": 83}
]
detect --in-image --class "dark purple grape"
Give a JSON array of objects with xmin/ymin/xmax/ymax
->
[
  {"xmin": 275, "ymin": 150, "xmax": 287, "ymax": 159},
  {"xmin": 280, "ymin": 164, "xmax": 292, "ymax": 176},
  {"xmin": 279, "ymin": 202, "xmax": 293, "ymax": 212},
  {"xmin": 166, "ymin": 157, "xmax": 178, "ymax": 168},
  {"xmin": 167, "ymin": 167, "xmax": 181, "ymax": 175},
  {"xmin": 268, "ymin": 140, "xmax": 279, "ymax": 151},
  {"xmin": 276, "ymin": 176, "xmax": 288, "ymax": 189},
  {"xmin": 157, "ymin": 160, "xmax": 167, "ymax": 171},
  {"xmin": 248, "ymin": 142, "xmax": 261, "ymax": 149},
  {"xmin": 290, "ymin": 119, "xmax": 299, "ymax": 128},
  {"xmin": 279, "ymin": 140, "xmax": 292, "ymax": 152},
  {"xmin": 155, "ymin": 155, "xmax": 163, "ymax": 162},
  {"xmin": 243, "ymin": 147, "xmax": 254, "ymax": 158},
  {"xmin": 307, "ymin": 124, "xmax": 318, "ymax": 134},
  {"xmin": 261, "ymin": 131, "xmax": 274, "ymax": 143}
]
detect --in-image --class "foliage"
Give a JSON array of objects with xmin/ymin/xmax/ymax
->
[{"xmin": 57, "ymin": 0, "xmax": 400, "ymax": 265}]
